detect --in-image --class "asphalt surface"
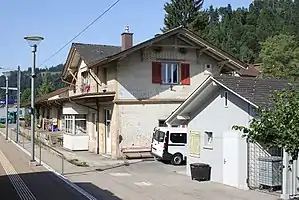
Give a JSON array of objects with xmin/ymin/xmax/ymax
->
[
  {"xmin": 0, "ymin": 164, "xmax": 20, "ymax": 200},
  {"xmin": 0, "ymin": 133, "xmax": 91, "ymax": 200}
]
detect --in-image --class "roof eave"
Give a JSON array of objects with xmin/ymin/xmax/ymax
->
[
  {"xmin": 165, "ymin": 76, "xmax": 259, "ymax": 125},
  {"xmin": 62, "ymin": 45, "xmax": 76, "ymax": 80},
  {"xmin": 165, "ymin": 76, "xmax": 214, "ymax": 125},
  {"xmin": 181, "ymin": 29, "xmax": 248, "ymax": 70},
  {"xmin": 89, "ymin": 26, "xmax": 184, "ymax": 69}
]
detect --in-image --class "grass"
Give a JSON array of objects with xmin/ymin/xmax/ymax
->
[
  {"xmin": 67, "ymin": 158, "xmax": 89, "ymax": 167},
  {"xmin": 0, "ymin": 124, "xmax": 5, "ymax": 128}
]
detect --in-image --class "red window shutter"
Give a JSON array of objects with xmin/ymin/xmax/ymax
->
[
  {"xmin": 152, "ymin": 62, "xmax": 162, "ymax": 84},
  {"xmin": 180, "ymin": 63, "xmax": 190, "ymax": 85}
]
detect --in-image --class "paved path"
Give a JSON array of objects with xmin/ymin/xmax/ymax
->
[
  {"xmin": 2, "ymin": 127, "xmax": 281, "ymax": 200},
  {"xmin": 0, "ymin": 133, "xmax": 90, "ymax": 200}
]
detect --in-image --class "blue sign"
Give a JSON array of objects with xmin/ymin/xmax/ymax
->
[{"xmin": 0, "ymin": 98, "xmax": 15, "ymax": 104}]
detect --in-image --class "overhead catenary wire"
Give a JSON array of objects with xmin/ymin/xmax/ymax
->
[{"xmin": 38, "ymin": 0, "xmax": 121, "ymax": 68}]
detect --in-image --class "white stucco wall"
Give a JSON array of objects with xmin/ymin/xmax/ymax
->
[{"xmin": 186, "ymin": 88, "xmax": 253, "ymax": 189}]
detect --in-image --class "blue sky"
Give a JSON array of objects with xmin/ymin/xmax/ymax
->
[{"xmin": 0, "ymin": 0, "xmax": 252, "ymax": 71}]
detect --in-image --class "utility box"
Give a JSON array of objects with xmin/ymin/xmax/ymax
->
[{"xmin": 258, "ymin": 156, "xmax": 282, "ymax": 191}]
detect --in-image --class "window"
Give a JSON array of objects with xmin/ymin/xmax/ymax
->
[
  {"xmin": 81, "ymin": 71, "xmax": 90, "ymax": 85},
  {"xmin": 153, "ymin": 130, "xmax": 165, "ymax": 143},
  {"xmin": 170, "ymin": 133, "xmax": 187, "ymax": 144},
  {"xmin": 162, "ymin": 63, "xmax": 179, "ymax": 84},
  {"xmin": 152, "ymin": 62, "xmax": 190, "ymax": 85},
  {"xmin": 64, "ymin": 114, "xmax": 87, "ymax": 135},
  {"xmin": 204, "ymin": 131, "xmax": 213, "ymax": 146},
  {"xmin": 224, "ymin": 91, "xmax": 228, "ymax": 107}
]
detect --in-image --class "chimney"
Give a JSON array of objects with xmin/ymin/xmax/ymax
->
[{"xmin": 121, "ymin": 26, "xmax": 133, "ymax": 51}]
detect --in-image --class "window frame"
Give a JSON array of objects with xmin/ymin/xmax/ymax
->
[
  {"xmin": 162, "ymin": 62, "xmax": 179, "ymax": 85},
  {"xmin": 63, "ymin": 114, "xmax": 87, "ymax": 135},
  {"xmin": 203, "ymin": 131, "xmax": 213, "ymax": 149},
  {"xmin": 169, "ymin": 132, "xmax": 187, "ymax": 144}
]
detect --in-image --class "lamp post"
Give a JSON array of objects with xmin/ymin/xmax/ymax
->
[
  {"xmin": 24, "ymin": 36, "xmax": 44, "ymax": 162},
  {"xmin": 3, "ymin": 71, "xmax": 11, "ymax": 140},
  {"xmin": 16, "ymin": 66, "xmax": 21, "ymax": 143}
]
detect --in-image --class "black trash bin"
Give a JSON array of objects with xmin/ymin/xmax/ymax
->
[{"xmin": 190, "ymin": 163, "xmax": 211, "ymax": 182}]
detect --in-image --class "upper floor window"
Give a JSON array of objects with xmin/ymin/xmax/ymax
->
[
  {"xmin": 162, "ymin": 63, "xmax": 179, "ymax": 84},
  {"xmin": 81, "ymin": 71, "xmax": 90, "ymax": 85},
  {"xmin": 152, "ymin": 62, "xmax": 190, "ymax": 85}
]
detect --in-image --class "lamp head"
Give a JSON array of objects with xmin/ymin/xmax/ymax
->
[{"xmin": 24, "ymin": 36, "xmax": 44, "ymax": 47}]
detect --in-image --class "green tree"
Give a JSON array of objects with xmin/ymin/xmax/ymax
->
[
  {"xmin": 233, "ymin": 87, "xmax": 299, "ymax": 161},
  {"xmin": 162, "ymin": 0, "xmax": 207, "ymax": 32},
  {"xmin": 21, "ymin": 88, "xmax": 31, "ymax": 104},
  {"xmin": 259, "ymin": 34, "xmax": 299, "ymax": 79},
  {"xmin": 38, "ymin": 73, "xmax": 54, "ymax": 97}
]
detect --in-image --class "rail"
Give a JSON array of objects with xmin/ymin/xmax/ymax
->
[{"xmin": 11, "ymin": 128, "xmax": 65, "ymax": 175}]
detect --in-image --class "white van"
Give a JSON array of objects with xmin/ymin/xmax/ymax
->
[{"xmin": 151, "ymin": 126, "xmax": 187, "ymax": 165}]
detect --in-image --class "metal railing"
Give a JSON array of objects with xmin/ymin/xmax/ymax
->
[{"xmin": 11, "ymin": 128, "xmax": 65, "ymax": 175}]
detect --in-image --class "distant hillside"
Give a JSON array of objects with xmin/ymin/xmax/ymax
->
[{"xmin": 0, "ymin": 64, "xmax": 66, "ymax": 102}]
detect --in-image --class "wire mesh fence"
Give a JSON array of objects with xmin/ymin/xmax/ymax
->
[{"xmin": 247, "ymin": 141, "xmax": 283, "ymax": 194}]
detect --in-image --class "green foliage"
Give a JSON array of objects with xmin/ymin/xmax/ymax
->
[
  {"xmin": 11, "ymin": 64, "xmax": 66, "ymax": 105},
  {"xmin": 232, "ymin": 87, "xmax": 299, "ymax": 161},
  {"xmin": 162, "ymin": 0, "xmax": 206, "ymax": 32},
  {"xmin": 38, "ymin": 72, "xmax": 54, "ymax": 97},
  {"xmin": 162, "ymin": 0, "xmax": 299, "ymax": 64},
  {"xmin": 259, "ymin": 34, "xmax": 299, "ymax": 79},
  {"xmin": 21, "ymin": 88, "xmax": 31, "ymax": 104}
]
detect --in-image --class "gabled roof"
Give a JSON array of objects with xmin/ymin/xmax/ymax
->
[
  {"xmin": 63, "ymin": 26, "xmax": 249, "ymax": 79},
  {"xmin": 73, "ymin": 43, "xmax": 121, "ymax": 65},
  {"xmin": 62, "ymin": 43, "xmax": 121, "ymax": 78},
  {"xmin": 165, "ymin": 75, "xmax": 292, "ymax": 125},
  {"xmin": 89, "ymin": 26, "xmax": 248, "ymax": 70},
  {"xmin": 214, "ymin": 76, "xmax": 290, "ymax": 106}
]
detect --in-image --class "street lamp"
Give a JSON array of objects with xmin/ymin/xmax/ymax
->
[
  {"xmin": 24, "ymin": 35, "xmax": 44, "ymax": 162},
  {"xmin": 2, "ymin": 71, "xmax": 11, "ymax": 140}
]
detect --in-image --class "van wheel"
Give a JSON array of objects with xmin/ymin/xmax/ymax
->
[{"xmin": 171, "ymin": 154, "xmax": 183, "ymax": 165}]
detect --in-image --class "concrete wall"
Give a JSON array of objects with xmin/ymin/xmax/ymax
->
[
  {"xmin": 114, "ymin": 44, "xmax": 220, "ymax": 151},
  {"xmin": 118, "ymin": 103, "xmax": 180, "ymax": 149},
  {"xmin": 186, "ymin": 88, "xmax": 253, "ymax": 189}
]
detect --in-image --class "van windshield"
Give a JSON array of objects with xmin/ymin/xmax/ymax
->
[{"xmin": 154, "ymin": 130, "xmax": 165, "ymax": 142}]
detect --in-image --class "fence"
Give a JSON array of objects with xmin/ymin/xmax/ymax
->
[
  {"xmin": 11, "ymin": 128, "xmax": 66, "ymax": 175},
  {"xmin": 247, "ymin": 140, "xmax": 283, "ymax": 194}
]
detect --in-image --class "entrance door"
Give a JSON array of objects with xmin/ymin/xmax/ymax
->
[
  {"xmin": 223, "ymin": 131, "xmax": 239, "ymax": 187},
  {"xmin": 105, "ymin": 109, "xmax": 112, "ymax": 155}
]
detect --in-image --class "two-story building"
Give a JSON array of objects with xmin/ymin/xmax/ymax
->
[{"xmin": 60, "ymin": 26, "xmax": 248, "ymax": 158}]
